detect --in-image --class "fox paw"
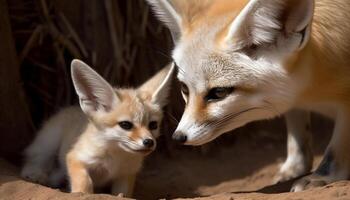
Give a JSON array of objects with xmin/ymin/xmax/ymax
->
[
  {"xmin": 291, "ymin": 174, "xmax": 329, "ymax": 192},
  {"xmin": 274, "ymin": 170, "xmax": 298, "ymax": 183},
  {"xmin": 21, "ymin": 166, "xmax": 48, "ymax": 185},
  {"xmin": 116, "ymin": 193, "xmax": 125, "ymax": 197},
  {"xmin": 274, "ymin": 161, "xmax": 310, "ymax": 183}
]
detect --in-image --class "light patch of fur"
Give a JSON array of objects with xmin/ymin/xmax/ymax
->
[{"xmin": 275, "ymin": 110, "xmax": 313, "ymax": 183}]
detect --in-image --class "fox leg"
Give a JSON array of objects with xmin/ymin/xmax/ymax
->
[
  {"xmin": 291, "ymin": 111, "xmax": 350, "ymax": 192},
  {"xmin": 275, "ymin": 110, "xmax": 313, "ymax": 183},
  {"xmin": 111, "ymin": 175, "xmax": 136, "ymax": 197},
  {"xmin": 21, "ymin": 129, "xmax": 61, "ymax": 185},
  {"xmin": 48, "ymin": 165, "xmax": 66, "ymax": 188},
  {"xmin": 21, "ymin": 152, "xmax": 54, "ymax": 185},
  {"xmin": 66, "ymin": 154, "xmax": 93, "ymax": 193},
  {"xmin": 21, "ymin": 116, "xmax": 64, "ymax": 185}
]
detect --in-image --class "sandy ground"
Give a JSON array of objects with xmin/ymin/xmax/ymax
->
[
  {"xmin": 134, "ymin": 130, "xmax": 327, "ymax": 199},
  {"xmin": 1, "ymin": 119, "xmax": 350, "ymax": 200}
]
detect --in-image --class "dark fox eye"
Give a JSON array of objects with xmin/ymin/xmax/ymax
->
[
  {"xmin": 206, "ymin": 87, "xmax": 235, "ymax": 102},
  {"xmin": 148, "ymin": 121, "xmax": 158, "ymax": 130},
  {"xmin": 118, "ymin": 121, "xmax": 133, "ymax": 130},
  {"xmin": 180, "ymin": 82, "xmax": 189, "ymax": 96}
]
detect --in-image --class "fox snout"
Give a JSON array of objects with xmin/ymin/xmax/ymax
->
[
  {"xmin": 116, "ymin": 126, "xmax": 158, "ymax": 154},
  {"xmin": 120, "ymin": 136, "xmax": 156, "ymax": 154},
  {"xmin": 172, "ymin": 115, "xmax": 215, "ymax": 146},
  {"xmin": 142, "ymin": 138, "xmax": 155, "ymax": 148},
  {"xmin": 130, "ymin": 131, "xmax": 157, "ymax": 151},
  {"xmin": 172, "ymin": 132, "xmax": 187, "ymax": 144}
]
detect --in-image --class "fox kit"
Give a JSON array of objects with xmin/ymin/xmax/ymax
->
[
  {"xmin": 147, "ymin": 0, "xmax": 350, "ymax": 192},
  {"xmin": 21, "ymin": 60, "xmax": 174, "ymax": 196}
]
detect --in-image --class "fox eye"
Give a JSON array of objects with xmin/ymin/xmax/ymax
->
[
  {"xmin": 180, "ymin": 82, "xmax": 189, "ymax": 96},
  {"xmin": 148, "ymin": 121, "xmax": 158, "ymax": 130},
  {"xmin": 206, "ymin": 87, "xmax": 235, "ymax": 102},
  {"xmin": 118, "ymin": 121, "xmax": 133, "ymax": 130}
]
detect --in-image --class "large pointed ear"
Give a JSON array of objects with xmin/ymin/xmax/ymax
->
[
  {"xmin": 71, "ymin": 59, "xmax": 119, "ymax": 116},
  {"xmin": 138, "ymin": 63, "xmax": 175, "ymax": 107},
  {"xmin": 225, "ymin": 0, "xmax": 314, "ymax": 52},
  {"xmin": 146, "ymin": 0, "xmax": 182, "ymax": 41}
]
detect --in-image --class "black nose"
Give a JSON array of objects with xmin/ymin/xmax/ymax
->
[
  {"xmin": 173, "ymin": 133, "xmax": 187, "ymax": 144},
  {"xmin": 143, "ymin": 139, "xmax": 155, "ymax": 148}
]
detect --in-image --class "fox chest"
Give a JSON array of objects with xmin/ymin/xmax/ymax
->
[{"xmin": 88, "ymin": 155, "xmax": 143, "ymax": 187}]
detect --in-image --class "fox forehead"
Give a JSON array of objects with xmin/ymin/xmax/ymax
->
[
  {"xmin": 173, "ymin": 3, "xmax": 288, "ymax": 92},
  {"xmin": 174, "ymin": 36, "xmax": 261, "ymax": 92},
  {"xmin": 100, "ymin": 89, "xmax": 162, "ymax": 126},
  {"xmin": 173, "ymin": 26, "xmax": 222, "ymax": 91},
  {"xmin": 173, "ymin": 2, "xmax": 251, "ymax": 91}
]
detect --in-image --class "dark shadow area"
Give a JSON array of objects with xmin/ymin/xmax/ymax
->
[{"xmin": 234, "ymin": 174, "xmax": 310, "ymax": 194}]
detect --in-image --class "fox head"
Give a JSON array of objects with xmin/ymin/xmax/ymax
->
[
  {"xmin": 71, "ymin": 59, "xmax": 174, "ymax": 153},
  {"xmin": 147, "ymin": 0, "xmax": 314, "ymax": 145}
]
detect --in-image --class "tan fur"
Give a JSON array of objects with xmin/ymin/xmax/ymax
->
[
  {"xmin": 21, "ymin": 61, "xmax": 175, "ymax": 197},
  {"xmin": 130, "ymin": 128, "xmax": 142, "ymax": 141},
  {"xmin": 193, "ymin": 94, "xmax": 209, "ymax": 123},
  {"xmin": 170, "ymin": 0, "xmax": 350, "ymax": 116},
  {"xmin": 281, "ymin": 1, "xmax": 350, "ymax": 107},
  {"xmin": 148, "ymin": 0, "xmax": 350, "ymax": 191},
  {"xmin": 173, "ymin": 0, "xmax": 248, "ymax": 34},
  {"xmin": 94, "ymin": 89, "xmax": 162, "ymax": 129},
  {"xmin": 59, "ymin": 107, "xmax": 145, "ymax": 193},
  {"xmin": 66, "ymin": 153, "xmax": 93, "ymax": 193}
]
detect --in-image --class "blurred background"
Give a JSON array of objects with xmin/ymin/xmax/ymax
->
[{"xmin": 0, "ymin": 0, "xmax": 334, "ymax": 199}]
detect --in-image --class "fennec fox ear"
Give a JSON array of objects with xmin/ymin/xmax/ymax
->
[
  {"xmin": 71, "ymin": 59, "xmax": 119, "ymax": 115},
  {"xmin": 138, "ymin": 63, "xmax": 175, "ymax": 107},
  {"xmin": 146, "ymin": 0, "xmax": 181, "ymax": 41},
  {"xmin": 226, "ymin": 0, "xmax": 314, "ymax": 51}
]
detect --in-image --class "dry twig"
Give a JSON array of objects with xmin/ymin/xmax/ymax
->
[
  {"xmin": 19, "ymin": 25, "xmax": 43, "ymax": 63},
  {"xmin": 39, "ymin": 0, "xmax": 83, "ymax": 59},
  {"xmin": 58, "ymin": 12, "xmax": 88, "ymax": 58}
]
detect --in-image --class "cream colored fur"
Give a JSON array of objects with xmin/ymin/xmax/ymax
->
[
  {"xmin": 147, "ymin": 0, "xmax": 350, "ymax": 192},
  {"xmin": 21, "ymin": 60, "xmax": 175, "ymax": 197}
]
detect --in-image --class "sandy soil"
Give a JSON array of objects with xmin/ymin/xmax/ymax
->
[
  {"xmin": 134, "ymin": 130, "xmax": 327, "ymax": 199},
  {"xmin": 0, "ymin": 159, "xmax": 128, "ymax": 200},
  {"xmin": 179, "ymin": 181, "xmax": 350, "ymax": 200},
  {"xmin": 133, "ymin": 117, "xmax": 336, "ymax": 199},
  {"xmin": 1, "ymin": 119, "xmax": 350, "ymax": 200}
]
